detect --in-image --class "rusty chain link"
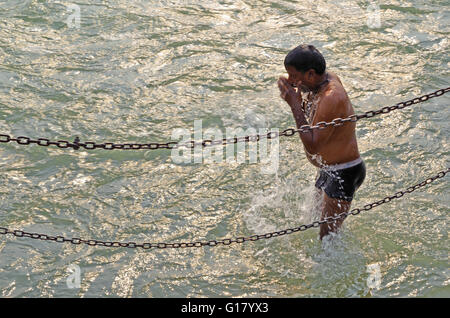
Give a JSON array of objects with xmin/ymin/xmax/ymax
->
[
  {"xmin": 0, "ymin": 168, "xmax": 447, "ymax": 249},
  {"xmin": 0, "ymin": 87, "xmax": 448, "ymax": 151}
]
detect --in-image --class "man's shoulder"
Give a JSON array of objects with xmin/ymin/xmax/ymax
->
[
  {"xmin": 317, "ymin": 83, "xmax": 350, "ymax": 120},
  {"xmin": 321, "ymin": 85, "xmax": 348, "ymax": 108}
]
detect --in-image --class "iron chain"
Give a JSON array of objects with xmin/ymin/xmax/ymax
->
[
  {"xmin": 0, "ymin": 168, "xmax": 447, "ymax": 249},
  {"xmin": 0, "ymin": 87, "xmax": 448, "ymax": 151}
]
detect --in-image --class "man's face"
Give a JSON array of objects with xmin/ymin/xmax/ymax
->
[{"xmin": 286, "ymin": 66, "xmax": 311, "ymax": 93}]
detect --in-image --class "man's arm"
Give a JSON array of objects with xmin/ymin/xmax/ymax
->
[
  {"xmin": 278, "ymin": 77, "xmax": 341, "ymax": 154},
  {"xmin": 291, "ymin": 94, "xmax": 339, "ymax": 154}
]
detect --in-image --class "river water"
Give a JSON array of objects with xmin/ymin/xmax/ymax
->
[{"xmin": 0, "ymin": 0, "xmax": 448, "ymax": 297}]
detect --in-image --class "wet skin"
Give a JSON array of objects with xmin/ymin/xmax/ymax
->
[{"xmin": 278, "ymin": 67, "xmax": 361, "ymax": 239}]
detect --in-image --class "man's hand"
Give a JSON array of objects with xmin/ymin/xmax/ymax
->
[{"xmin": 278, "ymin": 76, "xmax": 302, "ymax": 109}]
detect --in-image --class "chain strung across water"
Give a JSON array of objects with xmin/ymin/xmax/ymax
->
[
  {"xmin": 0, "ymin": 87, "xmax": 448, "ymax": 151},
  {"xmin": 0, "ymin": 168, "xmax": 447, "ymax": 249}
]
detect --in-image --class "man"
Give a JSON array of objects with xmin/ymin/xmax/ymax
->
[{"xmin": 277, "ymin": 44, "xmax": 366, "ymax": 240}]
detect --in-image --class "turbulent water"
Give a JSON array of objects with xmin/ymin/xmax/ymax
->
[{"xmin": 0, "ymin": 0, "xmax": 448, "ymax": 297}]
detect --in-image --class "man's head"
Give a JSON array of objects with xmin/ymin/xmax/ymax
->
[{"xmin": 284, "ymin": 44, "xmax": 326, "ymax": 92}]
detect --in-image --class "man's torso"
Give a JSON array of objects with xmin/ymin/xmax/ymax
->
[{"xmin": 303, "ymin": 71, "xmax": 360, "ymax": 167}]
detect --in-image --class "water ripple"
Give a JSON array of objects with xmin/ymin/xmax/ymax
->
[{"xmin": 0, "ymin": 0, "xmax": 448, "ymax": 297}]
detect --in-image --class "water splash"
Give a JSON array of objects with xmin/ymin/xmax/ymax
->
[{"xmin": 244, "ymin": 173, "xmax": 324, "ymax": 235}]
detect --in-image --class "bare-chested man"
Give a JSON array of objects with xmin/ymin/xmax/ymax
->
[{"xmin": 277, "ymin": 44, "xmax": 366, "ymax": 240}]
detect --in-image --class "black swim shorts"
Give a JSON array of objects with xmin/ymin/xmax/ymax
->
[{"xmin": 314, "ymin": 158, "xmax": 366, "ymax": 202}]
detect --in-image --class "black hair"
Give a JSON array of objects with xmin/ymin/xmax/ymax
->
[{"xmin": 284, "ymin": 44, "xmax": 326, "ymax": 75}]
